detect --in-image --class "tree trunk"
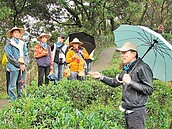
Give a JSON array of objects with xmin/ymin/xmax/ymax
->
[{"xmin": 110, "ymin": 17, "xmax": 115, "ymax": 31}]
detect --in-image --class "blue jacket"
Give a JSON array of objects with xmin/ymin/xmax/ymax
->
[{"xmin": 4, "ymin": 38, "xmax": 29, "ymax": 71}]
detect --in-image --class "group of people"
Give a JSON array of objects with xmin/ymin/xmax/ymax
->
[
  {"xmin": 34, "ymin": 33, "xmax": 93, "ymax": 86},
  {"xmin": 4, "ymin": 26, "xmax": 94, "ymax": 99},
  {"xmin": 3, "ymin": 26, "xmax": 153, "ymax": 129}
]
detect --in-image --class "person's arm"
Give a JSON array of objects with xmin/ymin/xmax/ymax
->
[
  {"xmin": 49, "ymin": 45, "xmax": 53, "ymax": 71},
  {"xmin": 34, "ymin": 44, "xmax": 40, "ymax": 58},
  {"xmin": 90, "ymin": 72, "xmax": 121, "ymax": 88},
  {"xmin": 4, "ymin": 42, "xmax": 21, "ymax": 68},
  {"xmin": 101, "ymin": 75, "xmax": 121, "ymax": 88},
  {"xmin": 66, "ymin": 49, "xmax": 75, "ymax": 63},
  {"xmin": 79, "ymin": 48, "xmax": 89, "ymax": 59}
]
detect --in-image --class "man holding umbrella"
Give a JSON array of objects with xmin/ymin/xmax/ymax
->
[{"xmin": 90, "ymin": 42, "xmax": 153, "ymax": 129}]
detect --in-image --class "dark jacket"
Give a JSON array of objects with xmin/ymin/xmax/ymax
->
[
  {"xmin": 101, "ymin": 58, "xmax": 153, "ymax": 110},
  {"xmin": 51, "ymin": 43, "xmax": 68, "ymax": 64}
]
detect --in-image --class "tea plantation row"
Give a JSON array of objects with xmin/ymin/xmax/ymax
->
[{"xmin": 0, "ymin": 74, "xmax": 171, "ymax": 128}]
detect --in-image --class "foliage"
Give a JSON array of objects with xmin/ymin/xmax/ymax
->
[
  {"xmin": 163, "ymin": 33, "xmax": 172, "ymax": 44},
  {"xmin": 0, "ymin": 72, "xmax": 172, "ymax": 128},
  {"xmin": 0, "ymin": 1, "xmax": 172, "ymax": 127},
  {"xmin": 0, "ymin": 6, "xmax": 12, "ymax": 20},
  {"xmin": 1, "ymin": 0, "xmax": 172, "ymax": 38},
  {"xmin": 0, "ymin": 1, "xmax": 13, "ymax": 38},
  {"xmin": 146, "ymin": 80, "xmax": 172, "ymax": 129},
  {"xmin": 0, "ymin": 78, "xmax": 124, "ymax": 129}
]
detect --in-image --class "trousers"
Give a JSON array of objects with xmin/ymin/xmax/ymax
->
[
  {"xmin": 38, "ymin": 66, "xmax": 50, "ymax": 86},
  {"xmin": 125, "ymin": 107, "xmax": 146, "ymax": 129}
]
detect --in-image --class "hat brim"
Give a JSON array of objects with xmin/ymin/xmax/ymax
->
[
  {"xmin": 6, "ymin": 28, "xmax": 25, "ymax": 38},
  {"xmin": 116, "ymin": 48, "xmax": 137, "ymax": 52},
  {"xmin": 70, "ymin": 41, "xmax": 83, "ymax": 45},
  {"xmin": 37, "ymin": 34, "xmax": 51, "ymax": 41}
]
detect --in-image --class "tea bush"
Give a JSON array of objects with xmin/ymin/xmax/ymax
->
[
  {"xmin": 0, "ymin": 77, "xmax": 124, "ymax": 129},
  {"xmin": 0, "ymin": 75, "xmax": 171, "ymax": 128},
  {"xmin": 146, "ymin": 80, "xmax": 172, "ymax": 129}
]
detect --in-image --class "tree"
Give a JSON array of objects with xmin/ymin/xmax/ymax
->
[
  {"xmin": 0, "ymin": 0, "xmax": 13, "ymax": 41},
  {"xmin": 1, "ymin": 0, "xmax": 172, "ymax": 38},
  {"xmin": 11, "ymin": 0, "xmax": 27, "ymax": 27}
]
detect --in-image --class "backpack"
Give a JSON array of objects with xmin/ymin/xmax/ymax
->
[{"xmin": 1, "ymin": 52, "xmax": 8, "ymax": 66}]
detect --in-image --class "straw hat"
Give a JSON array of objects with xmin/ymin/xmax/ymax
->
[
  {"xmin": 6, "ymin": 26, "xmax": 25, "ymax": 38},
  {"xmin": 70, "ymin": 38, "xmax": 83, "ymax": 45},
  {"xmin": 37, "ymin": 33, "xmax": 51, "ymax": 41},
  {"xmin": 116, "ymin": 42, "xmax": 138, "ymax": 52}
]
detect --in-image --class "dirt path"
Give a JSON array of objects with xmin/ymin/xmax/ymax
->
[
  {"xmin": 91, "ymin": 46, "xmax": 116, "ymax": 72},
  {"xmin": 0, "ymin": 46, "xmax": 116, "ymax": 109},
  {"xmin": 0, "ymin": 98, "xmax": 8, "ymax": 109}
]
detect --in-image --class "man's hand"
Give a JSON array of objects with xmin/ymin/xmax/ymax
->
[
  {"xmin": 50, "ymin": 66, "xmax": 53, "ymax": 71},
  {"xmin": 122, "ymin": 74, "xmax": 131, "ymax": 84},
  {"xmin": 20, "ymin": 65, "xmax": 25, "ymax": 71},
  {"xmin": 89, "ymin": 71, "xmax": 102, "ymax": 79}
]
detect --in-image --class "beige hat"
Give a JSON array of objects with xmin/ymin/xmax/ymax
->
[
  {"xmin": 6, "ymin": 26, "xmax": 25, "ymax": 38},
  {"xmin": 37, "ymin": 33, "xmax": 51, "ymax": 41},
  {"xmin": 116, "ymin": 42, "xmax": 137, "ymax": 52},
  {"xmin": 70, "ymin": 38, "xmax": 83, "ymax": 45}
]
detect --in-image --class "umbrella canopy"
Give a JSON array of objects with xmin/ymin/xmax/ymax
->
[
  {"xmin": 114, "ymin": 24, "xmax": 172, "ymax": 82},
  {"xmin": 69, "ymin": 32, "xmax": 96, "ymax": 54}
]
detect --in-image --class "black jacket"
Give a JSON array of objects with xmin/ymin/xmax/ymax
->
[{"xmin": 101, "ymin": 58, "xmax": 153, "ymax": 110}]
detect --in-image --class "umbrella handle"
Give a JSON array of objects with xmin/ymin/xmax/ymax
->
[
  {"xmin": 20, "ymin": 70, "xmax": 22, "ymax": 76},
  {"xmin": 128, "ymin": 58, "xmax": 142, "ymax": 75},
  {"xmin": 128, "ymin": 40, "xmax": 158, "ymax": 75}
]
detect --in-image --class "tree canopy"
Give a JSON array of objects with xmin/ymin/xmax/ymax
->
[{"xmin": 0, "ymin": 0, "xmax": 171, "ymax": 39}]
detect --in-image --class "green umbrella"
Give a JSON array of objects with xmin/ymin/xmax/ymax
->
[{"xmin": 114, "ymin": 24, "xmax": 172, "ymax": 82}]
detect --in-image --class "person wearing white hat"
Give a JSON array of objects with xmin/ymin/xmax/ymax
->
[
  {"xmin": 4, "ymin": 26, "xmax": 29, "ymax": 101},
  {"xmin": 34, "ymin": 33, "xmax": 53, "ymax": 86},
  {"xmin": 90, "ymin": 42, "xmax": 153, "ymax": 129},
  {"xmin": 66, "ymin": 38, "xmax": 89, "ymax": 80}
]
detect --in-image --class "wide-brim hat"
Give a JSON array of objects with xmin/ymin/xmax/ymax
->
[
  {"xmin": 70, "ymin": 38, "xmax": 83, "ymax": 45},
  {"xmin": 6, "ymin": 26, "xmax": 25, "ymax": 38},
  {"xmin": 116, "ymin": 42, "xmax": 138, "ymax": 52},
  {"xmin": 37, "ymin": 33, "xmax": 51, "ymax": 41}
]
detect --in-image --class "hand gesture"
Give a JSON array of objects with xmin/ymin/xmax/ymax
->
[
  {"xmin": 20, "ymin": 64, "xmax": 25, "ymax": 71},
  {"xmin": 72, "ymin": 54, "xmax": 78, "ymax": 59},
  {"xmin": 89, "ymin": 71, "xmax": 101, "ymax": 79},
  {"xmin": 78, "ymin": 50, "xmax": 84, "ymax": 55},
  {"xmin": 116, "ymin": 73, "xmax": 131, "ymax": 84},
  {"xmin": 50, "ymin": 66, "xmax": 53, "ymax": 71}
]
